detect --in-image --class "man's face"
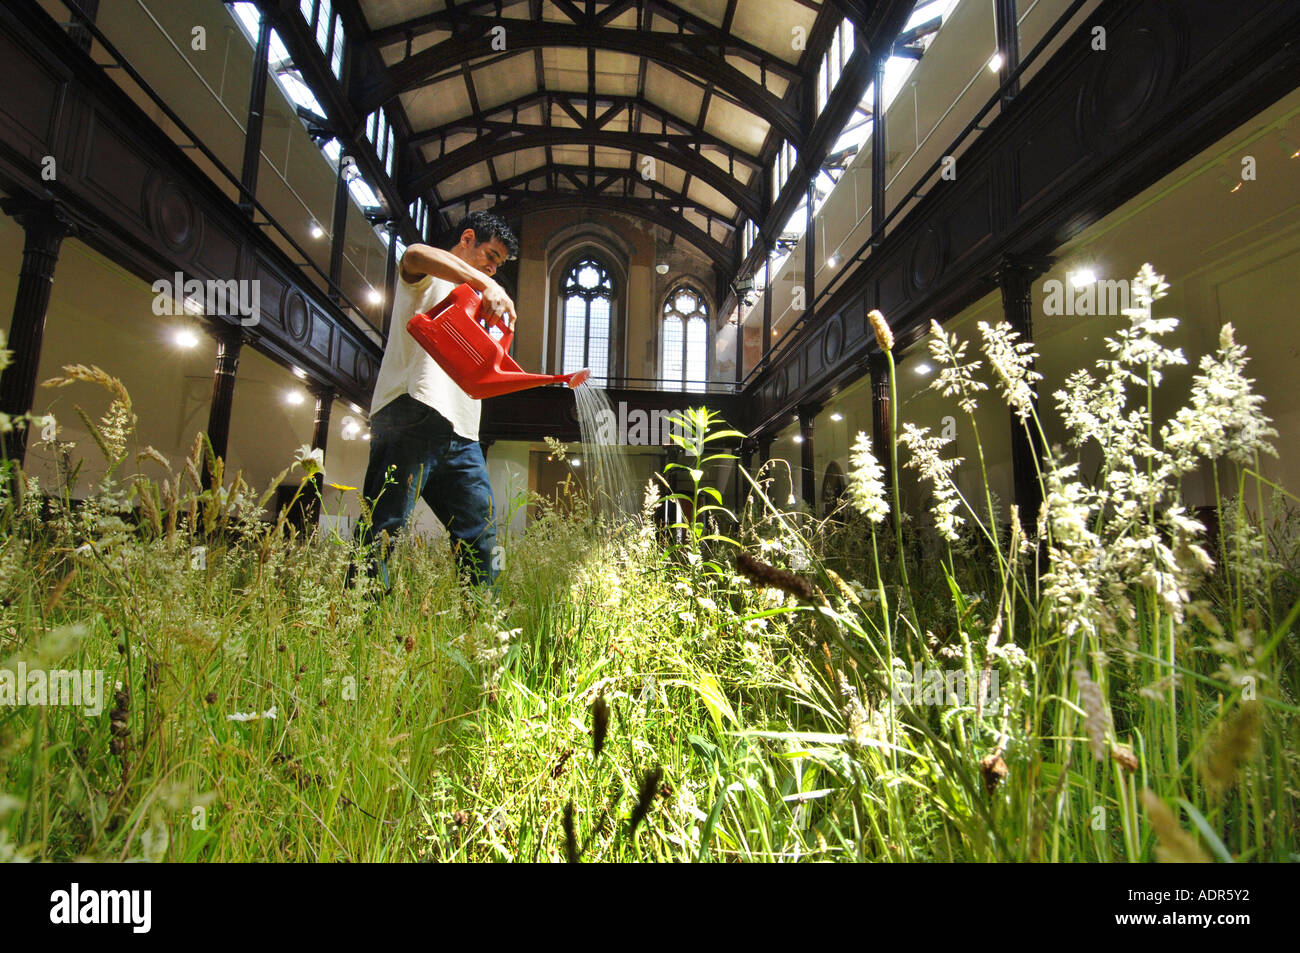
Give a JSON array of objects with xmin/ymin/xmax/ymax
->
[{"xmin": 459, "ymin": 230, "xmax": 510, "ymax": 277}]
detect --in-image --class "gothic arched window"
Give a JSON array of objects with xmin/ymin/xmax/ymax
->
[
  {"xmin": 661, "ymin": 286, "xmax": 708, "ymax": 392},
  {"xmin": 562, "ymin": 258, "xmax": 613, "ymax": 387}
]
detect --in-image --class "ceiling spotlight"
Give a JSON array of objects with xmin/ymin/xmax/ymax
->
[
  {"xmin": 988, "ymin": 52, "xmax": 1004, "ymax": 72},
  {"xmin": 1069, "ymin": 268, "xmax": 1096, "ymax": 288},
  {"xmin": 914, "ymin": 362, "xmax": 933, "ymax": 375},
  {"xmin": 362, "ymin": 432, "xmax": 370, "ymax": 441},
  {"xmin": 827, "ymin": 255, "xmax": 839, "ymax": 268},
  {"xmin": 792, "ymin": 434, "xmax": 804, "ymax": 444},
  {"xmin": 830, "ymin": 412, "xmax": 843, "ymax": 422},
  {"xmin": 570, "ymin": 458, "xmax": 582, "ymax": 467},
  {"xmin": 310, "ymin": 222, "xmax": 325, "ymax": 239},
  {"xmin": 367, "ymin": 286, "xmax": 383, "ymax": 305},
  {"xmin": 655, "ymin": 263, "xmax": 670, "ymax": 275},
  {"xmin": 285, "ymin": 390, "xmax": 305, "ymax": 406},
  {"xmin": 173, "ymin": 328, "xmax": 200, "ymax": 349}
]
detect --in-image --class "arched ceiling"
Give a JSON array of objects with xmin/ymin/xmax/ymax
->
[{"xmin": 346, "ymin": 0, "xmax": 855, "ymax": 260}]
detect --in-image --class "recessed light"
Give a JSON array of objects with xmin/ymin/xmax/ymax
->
[
  {"xmin": 792, "ymin": 435, "xmax": 803, "ymax": 444},
  {"xmin": 988, "ymin": 52, "xmax": 1004, "ymax": 72},
  {"xmin": 285, "ymin": 390, "xmax": 305, "ymax": 405},
  {"xmin": 1069, "ymin": 268, "xmax": 1096, "ymax": 288},
  {"xmin": 915, "ymin": 362, "xmax": 933, "ymax": 375},
  {"xmin": 570, "ymin": 459, "xmax": 581, "ymax": 467},
  {"xmin": 827, "ymin": 255, "xmax": 839, "ymax": 268},
  {"xmin": 173, "ymin": 329, "xmax": 200, "ymax": 348},
  {"xmin": 830, "ymin": 412, "xmax": 843, "ymax": 422},
  {"xmin": 367, "ymin": 287, "xmax": 383, "ymax": 305},
  {"xmin": 310, "ymin": 223, "xmax": 325, "ymax": 239},
  {"xmin": 362, "ymin": 432, "xmax": 370, "ymax": 441}
]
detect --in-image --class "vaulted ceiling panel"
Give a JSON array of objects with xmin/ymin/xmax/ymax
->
[{"xmin": 350, "ymin": 0, "xmax": 868, "ymax": 262}]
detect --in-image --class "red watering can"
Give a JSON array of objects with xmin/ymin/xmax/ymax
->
[{"xmin": 406, "ymin": 283, "xmax": 591, "ymax": 399}]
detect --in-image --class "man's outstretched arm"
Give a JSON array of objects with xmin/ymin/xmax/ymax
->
[{"xmin": 400, "ymin": 244, "xmax": 517, "ymax": 329}]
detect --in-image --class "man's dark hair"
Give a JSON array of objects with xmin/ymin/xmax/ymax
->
[{"xmin": 450, "ymin": 210, "xmax": 519, "ymax": 260}]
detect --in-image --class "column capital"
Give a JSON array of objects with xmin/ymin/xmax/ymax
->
[
  {"xmin": 0, "ymin": 197, "xmax": 79, "ymax": 239},
  {"xmin": 993, "ymin": 253, "xmax": 1054, "ymax": 285}
]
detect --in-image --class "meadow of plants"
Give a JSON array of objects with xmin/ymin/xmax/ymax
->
[{"xmin": 0, "ymin": 265, "xmax": 1296, "ymax": 862}]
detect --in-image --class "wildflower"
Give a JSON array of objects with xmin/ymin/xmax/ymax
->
[
  {"xmin": 927, "ymin": 320, "xmax": 987, "ymax": 414},
  {"xmin": 846, "ymin": 432, "xmax": 889, "ymax": 523},
  {"xmin": 226, "ymin": 706, "xmax": 277, "ymax": 722},
  {"xmin": 294, "ymin": 444, "xmax": 324, "ymax": 478},
  {"xmin": 977, "ymin": 320, "xmax": 1041, "ymax": 420},
  {"xmin": 868, "ymin": 309, "xmax": 893, "ymax": 351}
]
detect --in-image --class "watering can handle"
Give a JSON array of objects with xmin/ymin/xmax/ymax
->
[{"xmin": 475, "ymin": 294, "xmax": 514, "ymax": 351}]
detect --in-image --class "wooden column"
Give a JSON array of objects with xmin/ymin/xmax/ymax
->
[
  {"xmin": 798, "ymin": 404, "xmax": 818, "ymax": 511},
  {"xmin": 0, "ymin": 200, "xmax": 74, "ymax": 466},
  {"xmin": 997, "ymin": 255, "xmax": 1048, "ymax": 527},
  {"xmin": 238, "ymin": 11, "xmax": 272, "ymax": 216},
  {"xmin": 202, "ymin": 325, "xmax": 243, "ymax": 489},
  {"xmin": 870, "ymin": 59, "xmax": 887, "ymax": 246},
  {"xmin": 869, "ymin": 351, "xmax": 891, "ymax": 490}
]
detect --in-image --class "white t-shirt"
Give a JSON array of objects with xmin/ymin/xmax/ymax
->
[{"xmin": 370, "ymin": 272, "xmax": 481, "ymax": 441}]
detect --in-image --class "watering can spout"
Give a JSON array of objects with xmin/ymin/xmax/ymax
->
[{"xmin": 406, "ymin": 284, "xmax": 594, "ymax": 399}]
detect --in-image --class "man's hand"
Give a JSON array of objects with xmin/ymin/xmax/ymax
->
[{"xmin": 480, "ymin": 279, "xmax": 517, "ymax": 331}]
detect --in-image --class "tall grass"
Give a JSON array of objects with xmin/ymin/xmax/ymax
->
[{"xmin": 1, "ymin": 266, "xmax": 1296, "ymax": 861}]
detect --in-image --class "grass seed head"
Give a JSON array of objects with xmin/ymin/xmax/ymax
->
[
  {"xmin": 627, "ymin": 766, "xmax": 664, "ymax": 836},
  {"xmin": 736, "ymin": 551, "xmax": 815, "ymax": 601},
  {"xmin": 1201, "ymin": 701, "xmax": 1261, "ymax": 795},
  {"xmin": 868, "ymin": 309, "xmax": 894, "ymax": 352},
  {"xmin": 591, "ymin": 693, "xmax": 609, "ymax": 759},
  {"xmin": 1141, "ymin": 789, "xmax": 1210, "ymax": 863}
]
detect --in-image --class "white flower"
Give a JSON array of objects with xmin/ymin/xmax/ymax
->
[
  {"xmin": 978, "ymin": 320, "xmax": 1042, "ymax": 420},
  {"xmin": 898, "ymin": 423, "xmax": 965, "ymax": 542},
  {"xmin": 227, "ymin": 706, "xmax": 277, "ymax": 722},
  {"xmin": 294, "ymin": 444, "xmax": 325, "ymax": 477},
  {"xmin": 927, "ymin": 320, "xmax": 987, "ymax": 414},
  {"xmin": 846, "ymin": 432, "xmax": 889, "ymax": 523}
]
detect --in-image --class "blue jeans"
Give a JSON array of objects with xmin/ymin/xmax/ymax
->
[{"xmin": 353, "ymin": 395, "xmax": 498, "ymax": 590}]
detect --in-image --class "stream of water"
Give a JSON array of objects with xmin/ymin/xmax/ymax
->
[{"xmin": 572, "ymin": 382, "xmax": 637, "ymax": 520}]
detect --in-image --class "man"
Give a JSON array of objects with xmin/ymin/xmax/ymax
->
[{"xmin": 352, "ymin": 210, "xmax": 519, "ymax": 593}]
